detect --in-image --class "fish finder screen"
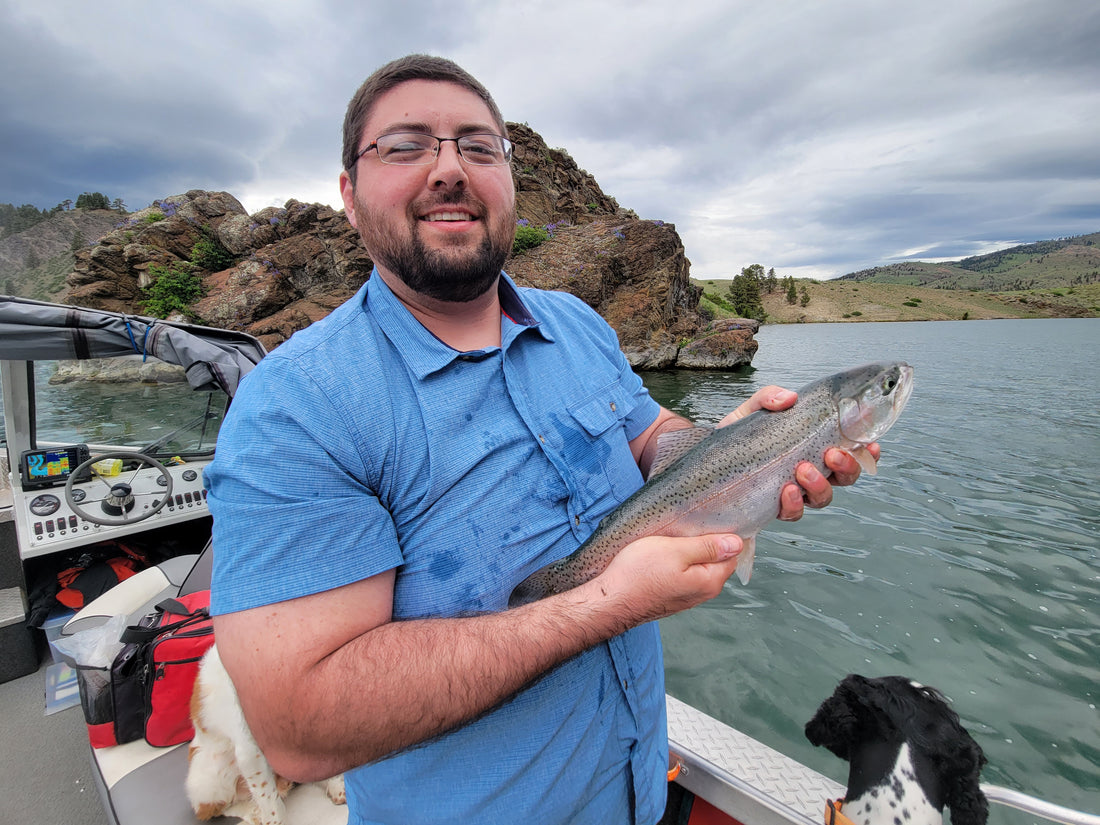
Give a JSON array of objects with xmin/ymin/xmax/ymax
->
[
  {"xmin": 28, "ymin": 450, "xmax": 70, "ymax": 480},
  {"xmin": 19, "ymin": 444, "xmax": 90, "ymax": 489}
]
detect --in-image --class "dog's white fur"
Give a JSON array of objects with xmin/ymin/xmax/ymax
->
[
  {"xmin": 844, "ymin": 741, "xmax": 941, "ymax": 825},
  {"xmin": 186, "ymin": 644, "xmax": 345, "ymax": 825}
]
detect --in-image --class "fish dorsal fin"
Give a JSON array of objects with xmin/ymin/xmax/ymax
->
[{"xmin": 649, "ymin": 426, "xmax": 716, "ymax": 478}]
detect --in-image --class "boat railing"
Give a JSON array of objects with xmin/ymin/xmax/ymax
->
[{"xmin": 981, "ymin": 785, "xmax": 1100, "ymax": 825}]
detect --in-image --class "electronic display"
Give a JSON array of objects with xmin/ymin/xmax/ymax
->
[{"xmin": 19, "ymin": 444, "xmax": 91, "ymax": 490}]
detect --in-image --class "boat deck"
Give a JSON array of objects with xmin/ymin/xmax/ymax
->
[{"xmin": 667, "ymin": 695, "xmax": 843, "ymax": 825}]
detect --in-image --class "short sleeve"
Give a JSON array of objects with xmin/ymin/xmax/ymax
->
[{"xmin": 205, "ymin": 355, "xmax": 403, "ymax": 615}]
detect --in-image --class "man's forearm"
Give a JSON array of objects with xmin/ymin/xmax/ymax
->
[{"xmin": 249, "ymin": 579, "xmax": 634, "ymax": 781}]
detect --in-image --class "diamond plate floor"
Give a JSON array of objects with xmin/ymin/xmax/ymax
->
[{"xmin": 666, "ymin": 695, "xmax": 845, "ymax": 825}]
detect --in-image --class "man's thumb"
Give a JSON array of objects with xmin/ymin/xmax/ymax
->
[{"xmin": 703, "ymin": 534, "xmax": 741, "ymax": 563}]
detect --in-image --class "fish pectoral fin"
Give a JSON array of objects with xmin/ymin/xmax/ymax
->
[
  {"xmin": 735, "ymin": 535, "xmax": 757, "ymax": 585},
  {"xmin": 650, "ymin": 426, "xmax": 716, "ymax": 478},
  {"xmin": 843, "ymin": 445, "xmax": 879, "ymax": 476}
]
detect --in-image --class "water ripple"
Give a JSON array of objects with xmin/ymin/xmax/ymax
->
[{"xmin": 654, "ymin": 319, "xmax": 1100, "ymax": 814}]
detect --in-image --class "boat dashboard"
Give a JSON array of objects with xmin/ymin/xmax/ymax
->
[
  {"xmin": 11, "ymin": 442, "xmax": 212, "ymax": 558},
  {"xmin": 1, "ymin": 357, "xmax": 225, "ymax": 561}
]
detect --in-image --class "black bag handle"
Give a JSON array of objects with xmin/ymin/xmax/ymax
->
[{"xmin": 119, "ymin": 598, "xmax": 210, "ymax": 645}]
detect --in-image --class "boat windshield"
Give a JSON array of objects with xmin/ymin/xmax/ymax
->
[{"xmin": 25, "ymin": 357, "xmax": 228, "ymax": 459}]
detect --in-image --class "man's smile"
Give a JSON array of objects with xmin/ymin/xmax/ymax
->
[{"xmin": 420, "ymin": 210, "xmax": 478, "ymax": 223}]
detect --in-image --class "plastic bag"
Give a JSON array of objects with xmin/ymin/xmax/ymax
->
[
  {"xmin": 50, "ymin": 613, "xmax": 127, "ymax": 668},
  {"xmin": 52, "ymin": 614, "xmax": 130, "ymax": 744}
]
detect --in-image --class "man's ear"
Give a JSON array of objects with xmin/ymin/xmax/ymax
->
[{"xmin": 339, "ymin": 170, "xmax": 358, "ymax": 228}]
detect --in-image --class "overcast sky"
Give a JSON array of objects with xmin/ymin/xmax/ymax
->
[{"xmin": 3, "ymin": 0, "xmax": 1098, "ymax": 279}]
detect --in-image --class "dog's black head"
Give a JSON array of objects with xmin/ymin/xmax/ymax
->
[{"xmin": 806, "ymin": 674, "xmax": 988, "ymax": 825}]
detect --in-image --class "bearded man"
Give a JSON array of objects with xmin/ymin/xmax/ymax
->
[{"xmin": 206, "ymin": 54, "xmax": 871, "ymax": 825}]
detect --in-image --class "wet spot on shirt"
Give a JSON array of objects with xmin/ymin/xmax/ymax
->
[
  {"xmin": 546, "ymin": 410, "xmax": 627, "ymax": 507},
  {"xmin": 428, "ymin": 546, "xmax": 464, "ymax": 582}
]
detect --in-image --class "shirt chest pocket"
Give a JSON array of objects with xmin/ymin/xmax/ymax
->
[{"xmin": 566, "ymin": 382, "xmax": 644, "ymax": 504}]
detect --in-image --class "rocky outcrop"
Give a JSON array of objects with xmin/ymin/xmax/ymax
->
[
  {"xmin": 510, "ymin": 122, "xmax": 621, "ymax": 227},
  {"xmin": 505, "ymin": 218, "xmax": 709, "ymax": 368},
  {"xmin": 674, "ymin": 319, "xmax": 760, "ymax": 368},
  {"xmin": 50, "ymin": 355, "xmax": 186, "ymax": 385},
  {"xmin": 67, "ymin": 192, "xmax": 372, "ymax": 351},
  {"xmin": 62, "ymin": 124, "xmax": 756, "ymax": 367}
]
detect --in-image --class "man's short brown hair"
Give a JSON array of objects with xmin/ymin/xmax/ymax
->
[{"xmin": 342, "ymin": 54, "xmax": 507, "ymax": 182}]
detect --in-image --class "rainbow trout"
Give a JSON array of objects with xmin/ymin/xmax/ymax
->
[{"xmin": 509, "ymin": 361, "xmax": 914, "ymax": 606}]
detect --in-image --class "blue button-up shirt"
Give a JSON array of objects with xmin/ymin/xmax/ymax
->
[{"xmin": 206, "ymin": 272, "xmax": 667, "ymax": 824}]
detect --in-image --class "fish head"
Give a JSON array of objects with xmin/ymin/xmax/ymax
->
[{"xmin": 836, "ymin": 362, "xmax": 914, "ymax": 445}]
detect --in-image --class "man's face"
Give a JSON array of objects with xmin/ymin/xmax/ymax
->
[{"xmin": 340, "ymin": 79, "xmax": 516, "ymax": 303}]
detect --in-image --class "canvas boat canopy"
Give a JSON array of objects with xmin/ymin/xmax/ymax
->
[{"xmin": 0, "ymin": 295, "xmax": 266, "ymax": 398}]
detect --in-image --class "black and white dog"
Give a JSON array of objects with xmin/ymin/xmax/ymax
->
[{"xmin": 806, "ymin": 674, "xmax": 988, "ymax": 825}]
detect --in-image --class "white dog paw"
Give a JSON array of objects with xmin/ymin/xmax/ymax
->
[{"xmin": 323, "ymin": 774, "xmax": 346, "ymax": 805}]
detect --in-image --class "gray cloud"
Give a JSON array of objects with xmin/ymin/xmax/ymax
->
[{"xmin": 2, "ymin": 0, "xmax": 1097, "ymax": 279}]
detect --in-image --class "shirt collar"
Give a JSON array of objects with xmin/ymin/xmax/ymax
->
[{"xmin": 365, "ymin": 270, "xmax": 552, "ymax": 380}]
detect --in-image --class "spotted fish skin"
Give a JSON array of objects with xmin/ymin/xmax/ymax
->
[{"xmin": 508, "ymin": 362, "xmax": 914, "ymax": 607}]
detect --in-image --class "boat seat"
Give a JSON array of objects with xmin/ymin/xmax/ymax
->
[{"xmin": 62, "ymin": 540, "xmax": 348, "ymax": 825}]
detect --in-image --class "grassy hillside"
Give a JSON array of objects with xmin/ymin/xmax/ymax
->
[
  {"xmin": 696, "ymin": 278, "xmax": 1100, "ymax": 324},
  {"xmin": 697, "ymin": 229, "xmax": 1100, "ymax": 323},
  {"xmin": 837, "ymin": 231, "xmax": 1100, "ymax": 291}
]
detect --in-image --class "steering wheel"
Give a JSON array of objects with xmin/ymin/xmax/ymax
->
[{"xmin": 64, "ymin": 451, "xmax": 174, "ymax": 526}]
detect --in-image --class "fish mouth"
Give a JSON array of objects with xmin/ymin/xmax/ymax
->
[{"xmin": 893, "ymin": 364, "xmax": 915, "ymax": 414}]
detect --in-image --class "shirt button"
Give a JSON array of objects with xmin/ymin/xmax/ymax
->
[
  {"xmin": 610, "ymin": 401, "xmax": 617, "ymax": 411},
  {"xmin": 538, "ymin": 434, "xmax": 546, "ymax": 444},
  {"xmin": 574, "ymin": 515, "xmax": 580, "ymax": 526}
]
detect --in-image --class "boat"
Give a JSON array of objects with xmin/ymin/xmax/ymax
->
[{"xmin": 1, "ymin": 295, "xmax": 1095, "ymax": 825}]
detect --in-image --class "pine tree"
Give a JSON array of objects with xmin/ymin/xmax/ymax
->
[
  {"xmin": 728, "ymin": 266, "xmax": 766, "ymax": 320},
  {"xmin": 75, "ymin": 192, "xmax": 111, "ymax": 210},
  {"xmin": 785, "ymin": 276, "xmax": 798, "ymax": 305},
  {"xmin": 765, "ymin": 267, "xmax": 778, "ymax": 293}
]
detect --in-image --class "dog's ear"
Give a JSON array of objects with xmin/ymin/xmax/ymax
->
[
  {"xmin": 805, "ymin": 674, "xmax": 869, "ymax": 760},
  {"xmin": 938, "ymin": 723, "xmax": 988, "ymax": 825}
]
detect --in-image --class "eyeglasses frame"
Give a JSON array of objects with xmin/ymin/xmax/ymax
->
[{"xmin": 353, "ymin": 132, "xmax": 514, "ymax": 167}]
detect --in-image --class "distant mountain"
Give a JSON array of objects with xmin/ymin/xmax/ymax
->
[
  {"xmin": 837, "ymin": 231, "xmax": 1100, "ymax": 291},
  {"xmin": 0, "ymin": 208, "xmax": 122, "ymax": 299}
]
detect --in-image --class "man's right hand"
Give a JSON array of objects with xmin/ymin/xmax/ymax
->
[{"xmin": 576, "ymin": 533, "xmax": 744, "ymax": 624}]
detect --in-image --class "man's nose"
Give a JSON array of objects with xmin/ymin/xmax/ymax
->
[{"xmin": 429, "ymin": 140, "xmax": 468, "ymax": 190}]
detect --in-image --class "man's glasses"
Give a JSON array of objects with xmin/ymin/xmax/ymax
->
[{"xmin": 356, "ymin": 132, "xmax": 514, "ymax": 166}]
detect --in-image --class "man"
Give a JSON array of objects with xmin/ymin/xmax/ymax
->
[{"xmin": 206, "ymin": 54, "xmax": 874, "ymax": 824}]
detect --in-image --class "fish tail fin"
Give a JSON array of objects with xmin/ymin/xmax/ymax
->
[{"xmin": 735, "ymin": 535, "xmax": 757, "ymax": 585}]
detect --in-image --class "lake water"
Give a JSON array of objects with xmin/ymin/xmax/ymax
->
[{"xmin": 645, "ymin": 318, "xmax": 1099, "ymax": 821}]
